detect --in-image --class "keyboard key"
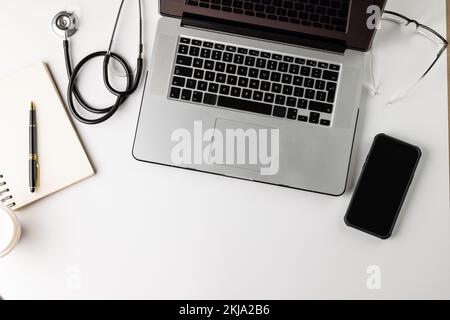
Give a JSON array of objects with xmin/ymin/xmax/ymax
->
[
  {"xmin": 226, "ymin": 64, "xmax": 237, "ymax": 74},
  {"xmin": 256, "ymin": 58, "xmax": 267, "ymax": 68},
  {"xmin": 203, "ymin": 93, "xmax": 218, "ymax": 105},
  {"xmin": 272, "ymin": 83, "xmax": 282, "ymax": 93},
  {"xmin": 192, "ymin": 91, "xmax": 203, "ymax": 103},
  {"xmin": 180, "ymin": 37, "xmax": 190, "ymax": 44},
  {"xmin": 260, "ymin": 70, "xmax": 270, "ymax": 80},
  {"xmin": 330, "ymin": 64, "xmax": 341, "ymax": 71},
  {"xmin": 253, "ymin": 91, "xmax": 264, "ymax": 101},
  {"xmin": 194, "ymin": 69, "xmax": 204, "ymax": 79},
  {"xmin": 186, "ymin": 79, "xmax": 197, "ymax": 89},
  {"xmin": 278, "ymin": 62, "xmax": 288, "ymax": 72},
  {"xmin": 300, "ymin": 66, "xmax": 311, "ymax": 76},
  {"xmin": 238, "ymin": 77, "xmax": 249, "ymax": 87},
  {"xmin": 220, "ymin": 85, "xmax": 230, "ymax": 95},
  {"xmin": 297, "ymin": 99, "xmax": 308, "ymax": 109},
  {"xmin": 304, "ymin": 78, "xmax": 315, "ymax": 88},
  {"xmin": 204, "ymin": 60, "xmax": 214, "ymax": 70},
  {"xmin": 289, "ymin": 64, "xmax": 300, "ymax": 74},
  {"xmin": 264, "ymin": 93, "xmax": 275, "ymax": 103},
  {"xmin": 309, "ymin": 101, "xmax": 333, "ymax": 113},
  {"xmin": 318, "ymin": 62, "xmax": 329, "ymax": 69},
  {"xmin": 193, "ymin": 58, "xmax": 203, "ymax": 68},
  {"xmin": 307, "ymin": 60, "xmax": 317, "ymax": 66},
  {"xmin": 282, "ymin": 74, "xmax": 293, "ymax": 84},
  {"xmin": 298, "ymin": 115, "xmax": 308, "ymax": 122},
  {"xmin": 226, "ymin": 46, "xmax": 237, "ymax": 52},
  {"xmin": 208, "ymin": 83, "xmax": 219, "ymax": 93},
  {"xmin": 294, "ymin": 87, "xmax": 304, "ymax": 97},
  {"xmin": 250, "ymin": 79, "xmax": 260, "ymax": 89},
  {"xmin": 287, "ymin": 97, "xmax": 297, "ymax": 107},
  {"xmin": 316, "ymin": 91, "xmax": 327, "ymax": 101},
  {"xmin": 172, "ymin": 76, "xmax": 186, "ymax": 87},
  {"xmin": 273, "ymin": 106, "xmax": 287, "ymax": 118},
  {"xmin": 238, "ymin": 48, "xmax": 248, "ymax": 54},
  {"xmin": 275, "ymin": 95, "xmax": 286, "ymax": 105},
  {"xmin": 315, "ymin": 80, "xmax": 326, "ymax": 90},
  {"xmin": 217, "ymin": 96, "xmax": 273, "ymax": 115},
  {"xmin": 223, "ymin": 52, "xmax": 234, "ymax": 62},
  {"xmin": 305, "ymin": 89, "xmax": 316, "ymax": 99},
  {"xmin": 249, "ymin": 68, "xmax": 259, "ymax": 78},
  {"xmin": 234, "ymin": 54, "xmax": 245, "ymax": 64},
  {"xmin": 323, "ymin": 70, "xmax": 339, "ymax": 81},
  {"xmin": 205, "ymin": 71, "xmax": 215, "ymax": 81},
  {"xmin": 272, "ymin": 54, "xmax": 283, "ymax": 60},
  {"xmin": 216, "ymin": 73, "xmax": 226, "ymax": 83},
  {"xmin": 271, "ymin": 72, "xmax": 281, "ymax": 82},
  {"xmin": 174, "ymin": 66, "xmax": 193, "ymax": 77},
  {"xmin": 178, "ymin": 44, "xmax": 189, "ymax": 54},
  {"xmin": 267, "ymin": 60, "xmax": 278, "ymax": 70},
  {"xmin": 238, "ymin": 66, "xmax": 248, "ymax": 76},
  {"xmin": 283, "ymin": 85, "xmax": 293, "ymax": 95},
  {"xmin": 261, "ymin": 81, "xmax": 271, "ymax": 91},
  {"xmin": 312, "ymin": 68, "xmax": 322, "ymax": 78},
  {"xmin": 231, "ymin": 87, "xmax": 241, "ymax": 97},
  {"xmin": 242, "ymin": 89, "xmax": 252, "ymax": 99},
  {"xmin": 176, "ymin": 55, "xmax": 192, "ymax": 66},
  {"xmin": 320, "ymin": 119, "xmax": 331, "ymax": 126},
  {"xmin": 245, "ymin": 56, "xmax": 256, "ymax": 66},
  {"xmin": 227, "ymin": 75, "xmax": 238, "ymax": 85},
  {"xmin": 189, "ymin": 46, "xmax": 200, "ymax": 57},
  {"xmin": 170, "ymin": 87, "xmax": 181, "ymax": 99},
  {"xmin": 200, "ymin": 48, "xmax": 211, "ymax": 58},
  {"xmin": 293, "ymin": 76, "xmax": 304, "ymax": 86},
  {"xmin": 287, "ymin": 108, "xmax": 298, "ymax": 120},
  {"xmin": 192, "ymin": 39, "xmax": 202, "ymax": 46},
  {"xmin": 181, "ymin": 89, "xmax": 192, "ymax": 101},
  {"xmin": 197, "ymin": 81, "xmax": 208, "ymax": 91},
  {"xmin": 212, "ymin": 50, "xmax": 222, "ymax": 60},
  {"xmin": 309, "ymin": 112, "xmax": 320, "ymax": 124}
]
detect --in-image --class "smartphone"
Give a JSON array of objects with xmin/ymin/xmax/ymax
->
[{"xmin": 345, "ymin": 134, "xmax": 422, "ymax": 239}]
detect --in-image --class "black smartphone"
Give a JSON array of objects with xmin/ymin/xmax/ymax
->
[{"xmin": 345, "ymin": 134, "xmax": 422, "ymax": 239}]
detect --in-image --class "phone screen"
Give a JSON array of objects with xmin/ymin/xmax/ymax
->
[{"xmin": 345, "ymin": 134, "xmax": 421, "ymax": 239}]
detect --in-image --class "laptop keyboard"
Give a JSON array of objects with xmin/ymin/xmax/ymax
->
[
  {"xmin": 186, "ymin": 0, "xmax": 350, "ymax": 33},
  {"xmin": 168, "ymin": 36, "xmax": 341, "ymax": 127}
]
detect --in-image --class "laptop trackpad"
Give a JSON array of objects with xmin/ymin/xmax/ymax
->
[{"xmin": 209, "ymin": 118, "xmax": 278, "ymax": 174}]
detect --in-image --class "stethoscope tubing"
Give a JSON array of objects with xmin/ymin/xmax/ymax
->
[{"xmin": 63, "ymin": 0, "xmax": 144, "ymax": 125}]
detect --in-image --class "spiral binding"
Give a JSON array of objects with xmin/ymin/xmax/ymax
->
[{"xmin": 0, "ymin": 174, "xmax": 15, "ymax": 209}]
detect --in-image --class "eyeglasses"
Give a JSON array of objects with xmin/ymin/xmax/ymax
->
[{"xmin": 370, "ymin": 10, "xmax": 448, "ymax": 104}]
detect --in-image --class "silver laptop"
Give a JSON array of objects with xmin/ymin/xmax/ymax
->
[{"xmin": 133, "ymin": 0, "xmax": 386, "ymax": 196}]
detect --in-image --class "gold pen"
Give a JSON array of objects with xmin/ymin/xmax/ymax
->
[{"xmin": 29, "ymin": 102, "xmax": 39, "ymax": 193}]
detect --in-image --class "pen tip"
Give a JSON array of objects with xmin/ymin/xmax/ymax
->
[{"xmin": 30, "ymin": 188, "xmax": 35, "ymax": 193}]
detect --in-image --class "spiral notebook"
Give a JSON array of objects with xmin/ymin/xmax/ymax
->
[{"xmin": 0, "ymin": 62, "xmax": 95, "ymax": 211}]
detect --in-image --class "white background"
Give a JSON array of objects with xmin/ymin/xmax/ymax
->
[{"xmin": 0, "ymin": 0, "xmax": 449, "ymax": 299}]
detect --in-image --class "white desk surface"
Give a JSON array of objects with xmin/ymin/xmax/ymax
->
[{"xmin": 0, "ymin": 0, "xmax": 449, "ymax": 300}]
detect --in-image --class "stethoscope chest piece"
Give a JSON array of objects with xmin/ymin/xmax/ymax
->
[{"xmin": 52, "ymin": 11, "xmax": 78, "ymax": 38}]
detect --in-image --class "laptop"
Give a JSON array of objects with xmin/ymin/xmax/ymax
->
[{"xmin": 133, "ymin": 0, "xmax": 387, "ymax": 196}]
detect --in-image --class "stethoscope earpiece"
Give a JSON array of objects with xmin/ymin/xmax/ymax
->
[{"xmin": 52, "ymin": 11, "xmax": 78, "ymax": 39}]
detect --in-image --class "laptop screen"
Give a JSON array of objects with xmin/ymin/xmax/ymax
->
[{"xmin": 160, "ymin": 0, "xmax": 387, "ymax": 51}]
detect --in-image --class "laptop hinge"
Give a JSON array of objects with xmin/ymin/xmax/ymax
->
[{"xmin": 181, "ymin": 12, "xmax": 346, "ymax": 54}]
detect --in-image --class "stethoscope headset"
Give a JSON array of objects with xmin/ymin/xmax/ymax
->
[{"xmin": 52, "ymin": 0, "xmax": 144, "ymax": 125}]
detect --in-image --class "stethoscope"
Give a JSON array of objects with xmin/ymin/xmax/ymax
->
[{"xmin": 52, "ymin": 0, "xmax": 144, "ymax": 125}]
